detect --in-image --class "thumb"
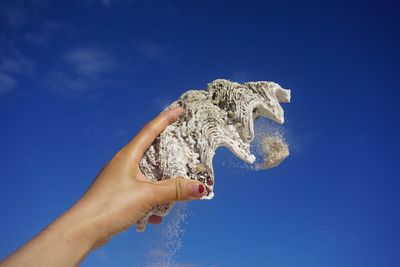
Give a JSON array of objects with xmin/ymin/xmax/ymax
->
[{"xmin": 151, "ymin": 177, "xmax": 207, "ymax": 204}]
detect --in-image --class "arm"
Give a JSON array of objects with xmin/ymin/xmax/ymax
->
[{"xmin": 0, "ymin": 107, "xmax": 206, "ymax": 267}]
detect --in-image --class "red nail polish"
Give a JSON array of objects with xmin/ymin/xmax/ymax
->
[{"xmin": 198, "ymin": 184, "xmax": 205, "ymax": 194}]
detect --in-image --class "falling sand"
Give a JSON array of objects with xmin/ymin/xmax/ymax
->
[{"xmin": 146, "ymin": 204, "xmax": 188, "ymax": 267}]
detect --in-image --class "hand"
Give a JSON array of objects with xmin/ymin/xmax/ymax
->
[
  {"xmin": 76, "ymin": 106, "xmax": 207, "ymax": 245},
  {"xmin": 0, "ymin": 107, "xmax": 207, "ymax": 267}
]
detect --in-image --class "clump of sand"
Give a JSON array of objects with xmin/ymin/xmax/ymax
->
[{"xmin": 259, "ymin": 135, "xmax": 289, "ymax": 170}]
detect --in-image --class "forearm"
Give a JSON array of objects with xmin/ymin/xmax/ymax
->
[{"xmin": 0, "ymin": 203, "xmax": 100, "ymax": 267}]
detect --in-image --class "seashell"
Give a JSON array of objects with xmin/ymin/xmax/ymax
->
[{"xmin": 137, "ymin": 79, "xmax": 291, "ymax": 231}]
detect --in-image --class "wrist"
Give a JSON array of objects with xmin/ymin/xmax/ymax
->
[{"xmin": 50, "ymin": 202, "xmax": 105, "ymax": 254}]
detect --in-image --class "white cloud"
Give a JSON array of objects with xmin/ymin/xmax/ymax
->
[
  {"xmin": 0, "ymin": 73, "xmax": 17, "ymax": 95},
  {"xmin": 0, "ymin": 0, "xmax": 43, "ymax": 96},
  {"xmin": 46, "ymin": 47, "xmax": 117, "ymax": 98},
  {"xmin": 0, "ymin": 52, "xmax": 34, "ymax": 75},
  {"xmin": 47, "ymin": 71, "xmax": 91, "ymax": 96},
  {"xmin": 0, "ymin": 50, "xmax": 34, "ymax": 96},
  {"xmin": 64, "ymin": 47, "xmax": 115, "ymax": 77}
]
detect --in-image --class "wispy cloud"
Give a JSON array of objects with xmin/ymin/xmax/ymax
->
[
  {"xmin": 0, "ymin": 0, "xmax": 48, "ymax": 96},
  {"xmin": 64, "ymin": 47, "xmax": 115, "ymax": 77},
  {"xmin": 0, "ymin": 51, "xmax": 34, "ymax": 75},
  {"xmin": 46, "ymin": 46, "xmax": 116, "ymax": 97},
  {"xmin": 0, "ymin": 1, "xmax": 63, "ymax": 46},
  {"xmin": 0, "ymin": 50, "xmax": 35, "ymax": 96},
  {"xmin": 0, "ymin": 73, "xmax": 17, "ymax": 95},
  {"xmin": 46, "ymin": 71, "xmax": 92, "ymax": 96}
]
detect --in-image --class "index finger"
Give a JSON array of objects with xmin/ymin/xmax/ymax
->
[{"xmin": 124, "ymin": 107, "xmax": 183, "ymax": 164}]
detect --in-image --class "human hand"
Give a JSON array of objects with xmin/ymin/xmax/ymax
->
[
  {"xmin": 0, "ymin": 107, "xmax": 207, "ymax": 267},
  {"xmin": 74, "ymin": 107, "xmax": 207, "ymax": 247}
]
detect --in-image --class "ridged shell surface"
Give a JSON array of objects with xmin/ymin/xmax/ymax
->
[{"xmin": 137, "ymin": 79, "xmax": 291, "ymax": 231}]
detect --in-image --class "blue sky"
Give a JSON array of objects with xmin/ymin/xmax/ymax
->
[{"xmin": 0, "ymin": 0, "xmax": 399, "ymax": 266}]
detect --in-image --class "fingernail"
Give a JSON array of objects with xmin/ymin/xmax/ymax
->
[
  {"xmin": 190, "ymin": 183, "xmax": 205, "ymax": 197},
  {"xmin": 198, "ymin": 184, "xmax": 205, "ymax": 194},
  {"xmin": 168, "ymin": 107, "xmax": 183, "ymax": 120}
]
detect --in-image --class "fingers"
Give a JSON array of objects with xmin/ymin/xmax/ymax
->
[
  {"xmin": 151, "ymin": 177, "xmax": 207, "ymax": 204},
  {"xmin": 124, "ymin": 107, "xmax": 183, "ymax": 163}
]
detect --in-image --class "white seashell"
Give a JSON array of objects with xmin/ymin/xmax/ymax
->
[{"xmin": 137, "ymin": 79, "xmax": 291, "ymax": 231}]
